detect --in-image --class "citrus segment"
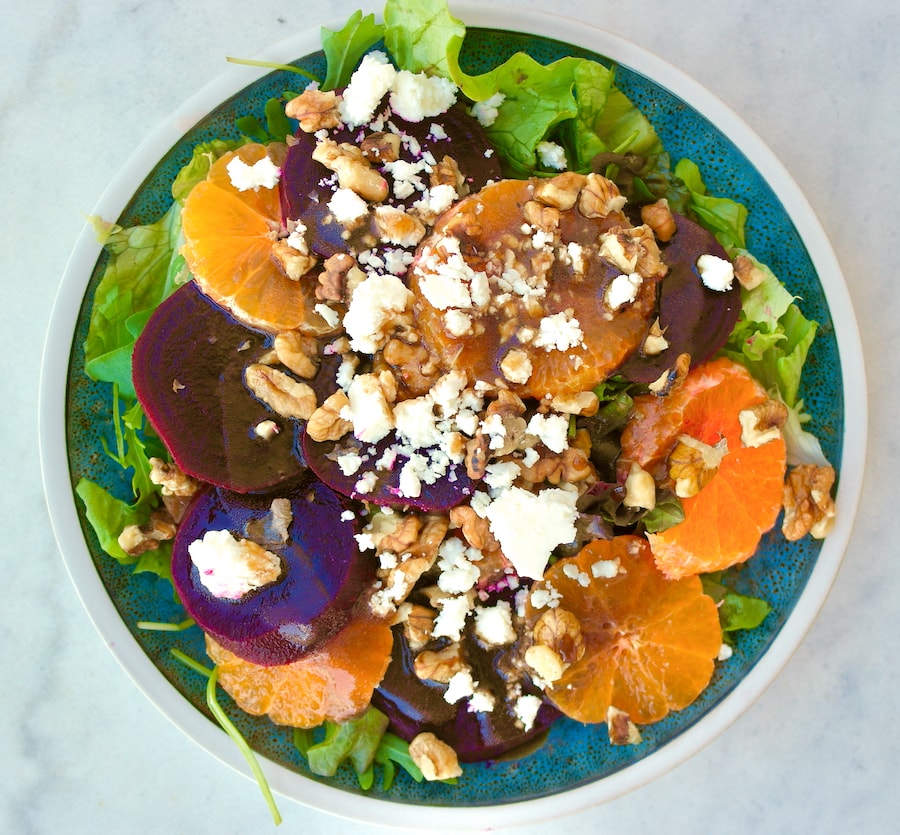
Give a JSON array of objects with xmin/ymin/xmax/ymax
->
[
  {"xmin": 181, "ymin": 142, "xmax": 330, "ymax": 334},
  {"xmin": 206, "ymin": 614, "xmax": 394, "ymax": 728},
  {"xmin": 527, "ymin": 537, "xmax": 721, "ymax": 725},
  {"xmin": 619, "ymin": 356, "xmax": 787, "ymax": 579}
]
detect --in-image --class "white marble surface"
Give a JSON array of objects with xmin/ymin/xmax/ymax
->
[{"xmin": 4, "ymin": 0, "xmax": 897, "ymax": 832}]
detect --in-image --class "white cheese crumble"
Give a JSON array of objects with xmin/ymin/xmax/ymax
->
[
  {"xmin": 444, "ymin": 669, "xmax": 476, "ymax": 704},
  {"xmin": 253, "ymin": 419, "xmax": 279, "ymax": 440},
  {"xmin": 697, "ymin": 253, "xmax": 735, "ymax": 291},
  {"xmin": 526, "ymin": 412, "xmax": 570, "ymax": 454},
  {"xmin": 485, "ymin": 487, "xmax": 578, "ymax": 580},
  {"xmin": 390, "ymin": 70, "xmax": 458, "ymax": 122},
  {"xmin": 591, "ymin": 558, "xmax": 621, "ymax": 579},
  {"xmin": 436, "ymin": 537, "xmax": 480, "ymax": 594},
  {"xmin": 225, "ymin": 154, "xmax": 281, "ymax": 192},
  {"xmin": 606, "ymin": 272, "xmax": 643, "ymax": 310},
  {"xmin": 345, "ymin": 374, "xmax": 395, "ymax": 443},
  {"xmin": 514, "ymin": 694, "xmax": 543, "ymax": 731},
  {"xmin": 328, "ymin": 187, "xmax": 369, "ymax": 224},
  {"xmin": 536, "ymin": 140, "xmax": 567, "ymax": 171},
  {"xmin": 473, "ymin": 601, "xmax": 516, "ymax": 647},
  {"xmin": 339, "ymin": 51, "xmax": 397, "ymax": 127},
  {"xmin": 467, "ymin": 689, "xmax": 496, "ymax": 714},
  {"xmin": 188, "ymin": 529, "xmax": 281, "ymax": 600},
  {"xmin": 313, "ymin": 302, "xmax": 340, "ymax": 328},
  {"xmin": 470, "ymin": 92, "xmax": 505, "ymax": 127},
  {"xmin": 533, "ymin": 311, "xmax": 584, "ymax": 352},
  {"xmin": 432, "ymin": 594, "xmax": 474, "ymax": 641},
  {"xmin": 342, "ymin": 273, "xmax": 413, "ymax": 354},
  {"xmin": 562, "ymin": 562, "xmax": 590, "ymax": 588}
]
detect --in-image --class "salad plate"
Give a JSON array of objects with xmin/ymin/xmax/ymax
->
[{"xmin": 39, "ymin": 2, "xmax": 865, "ymax": 829}]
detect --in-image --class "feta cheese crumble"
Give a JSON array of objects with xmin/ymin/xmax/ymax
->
[
  {"xmin": 342, "ymin": 273, "xmax": 413, "ymax": 354},
  {"xmin": 225, "ymin": 154, "xmax": 281, "ymax": 192},
  {"xmin": 533, "ymin": 311, "xmax": 584, "ymax": 352},
  {"xmin": 188, "ymin": 529, "xmax": 281, "ymax": 600},
  {"xmin": 606, "ymin": 272, "xmax": 643, "ymax": 310},
  {"xmin": 697, "ymin": 253, "xmax": 735, "ymax": 291},
  {"xmin": 536, "ymin": 140, "xmax": 567, "ymax": 171}
]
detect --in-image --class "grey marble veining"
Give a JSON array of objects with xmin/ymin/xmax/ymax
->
[{"xmin": 3, "ymin": 0, "xmax": 897, "ymax": 832}]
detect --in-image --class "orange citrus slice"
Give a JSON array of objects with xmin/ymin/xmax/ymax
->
[
  {"xmin": 619, "ymin": 356, "xmax": 787, "ymax": 579},
  {"xmin": 206, "ymin": 614, "xmax": 393, "ymax": 728},
  {"xmin": 526, "ymin": 536, "xmax": 721, "ymax": 725},
  {"xmin": 181, "ymin": 142, "xmax": 329, "ymax": 334}
]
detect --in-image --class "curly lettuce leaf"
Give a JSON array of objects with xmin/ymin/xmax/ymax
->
[
  {"xmin": 83, "ymin": 202, "xmax": 186, "ymax": 398},
  {"xmin": 674, "ymin": 158, "xmax": 747, "ymax": 252},
  {"xmin": 322, "ymin": 11, "xmax": 385, "ymax": 90}
]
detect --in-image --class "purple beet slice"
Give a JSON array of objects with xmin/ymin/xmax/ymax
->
[
  {"xmin": 616, "ymin": 213, "xmax": 742, "ymax": 383},
  {"xmin": 172, "ymin": 478, "xmax": 375, "ymax": 666},
  {"xmin": 372, "ymin": 609, "xmax": 560, "ymax": 762},
  {"xmin": 302, "ymin": 431, "xmax": 474, "ymax": 511},
  {"xmin": 132, "ymin": 281, "xmax": 306, "ymax": 494},
  {"xmin": 280, "ymin": 100, "xmax": 503, "ymax": 259}
]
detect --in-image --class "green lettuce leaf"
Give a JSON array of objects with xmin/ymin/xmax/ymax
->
[
  {"xmin": 171, "ymin": 138, "xmax": 247, "ymax": 204},
  {"xmin": 322, "ymin": 11, "xmax": 385, "ymax": 90},
  {"xmin": 83, "ymin": 201, "xmax": 186, "ymax": 397},
  {"xmin": 383, "ymin": 0, "xmax": 464, "ymax": 78},
  {"xmin": 702, "ymin": 575, "xmax": 771, "ymax": 637},
  {"xmin": 674, "ymin": 158, "xmax": 747, "ymax": 252}
]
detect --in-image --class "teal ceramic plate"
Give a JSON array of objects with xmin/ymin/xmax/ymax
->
[{"xmin": 40, "ymin": 4, "xmax": 866, "ymax": 830}]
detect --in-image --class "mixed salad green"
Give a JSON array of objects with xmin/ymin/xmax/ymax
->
[{"xmin": 75, "ymin": 0, "xmax": 833, "ymax": 821}]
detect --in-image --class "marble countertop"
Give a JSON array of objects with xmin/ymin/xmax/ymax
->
[{"xmin": 4, "ymin": 0, "xmax": 897, "ymax": 832}]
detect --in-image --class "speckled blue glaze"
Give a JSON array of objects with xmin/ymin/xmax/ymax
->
[{"xmin": 64, "ymin": 29, "xmax": 843, "ymax": 807}]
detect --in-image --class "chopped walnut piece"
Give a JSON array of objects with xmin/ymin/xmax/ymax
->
[
  {"xmin": 607, "ymin": 706, "xmax": 643, "ymax": 745},
  {"xmin": 408, "ymin": 733, "xmax": 463, "ymax": 781},
  {"xmin": 733, "ymin": 254, "xmax": 765, "ymax": 290},
  {"xmin": 430, "ymin": 155, "xmax": 466, "ymax": 194},
  {"xmin": 316, "ymin": 252, "xmax": 365, "ymax": 303},
  {"xmin": 640, "ymin": 198, "xmax": 676, "ymax": 242},
  {"xmin": 414, "ymin": 643, "xmax": 467, "ymax": 683},
  {"xmin": 244, "ymin": 364, "xmax": 317, "ymax": 420},
  {"xmin": 532, "ymin": 606, "xmax": 585, "ymax": 666},
  {"xmin": 524, "ymin": 644, "xmax": 567, "ymax": 683},
  {"xmin": 271, "ymin": 239, "xmax": 318, "ymax": 280},
  {"xmin": 643, "ymin": 318, "xmax": 669, "ymax": 357},
  {"xmin": 377, "ymin": 514, "xmax": 422, "ymax": 556},
  {"xmin": 306, "ymin": 390, "xmax": 352, "ymax": 442},
  {"xmin": 648, "ymin": 352, "xmax": 691, "ymax": 395},
  {"xmin": 522, "ymin": 200, "xmax": 561, "ymax": 232},
  {"xmin": 381, "ymin": 336, "xmax": 441, "ymax": 397},
  {"xmin": 622, "ymin": 461, "xmax": 657, "ymax": 510},
  {"xmin": 373, "ymin": 205, "xmax": 427, "ymax": 247},
  {"xmin": 532, "ymin": 171, "xmax": 587, "ymax": 211},
  {"xmin": 149, "ymin": 458, "xmax": 199, "ymax": 497},
  {"xmin": 465, "ymin": 434, "xmax": 489, "ymax": 480},
  {"xmin": 312, "ymin": 138, "xmax": 389, "ymax": 202},
  {"xmin": 398, "ymin": 603, "xmax": 436, "ymax": 650},
  {"xmin": 549, "ymin": 391, "xmax": 599, "ymax": 416},
  {"xmin": 782, "ymin": 464, "xmax": 837, "ymax": 541},
  {"xmin": 519, "ymin": 447, "xmax": 595, "ymax": 487},
  {"xmin": 578, "ymin": 172, "xmax": 627, "ymax": 218},
  {"xmin": 273, "ymin": 330, "xmax": 318, "ymax": 379},
  {"xmin": 669, "ymin": 435, "xmax": 729, "ymax": 498},
  {"xmin": 118, "ymin": 510, "xmax": 177, "ymax": 557},
  {"xmin": 739, "ymin": 399, "xmax": 788, "ymax": 448},
  {"xmin": 450, "ymin": 504, "xmax": 499, "ymax": 553},
  {"xmin": 360, "ymin": 131, "xmax": 401, "ymax": 163},
  {"xmin": 284, "ymin": 88, "xmax": 341, "ymax": 132}
]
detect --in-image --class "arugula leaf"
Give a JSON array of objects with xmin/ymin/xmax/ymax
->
[
  {"xmin": 383, "ymin": 0, "xmax": 464, "ymax": 78},
  {"xmin": 674, "ymin": 158, "xmax": 747, "ymax": 252},
  {"xmin": 75, "ymin": 478, "xmax": 143, "ymax": 564},
  {"xmin": 83, "ymin": 202, "xmax": 186, "ymax": 397},
  {"xmin": 322, "ymin": 10, "xmax": 385, "ymax": 90},
  {"xmin": 702, "ymin": 574, "xmax": 771, "ymax": 636}
]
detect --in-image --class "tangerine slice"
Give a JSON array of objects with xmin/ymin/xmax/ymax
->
[
  {"xmin": 619, "ymin": 357, "xmax": 787, "ymax": 579},
  {"xmin": 526, "ymin": 536, "xmax": 721, "ymax": 725},
  {"xmin": 181, "ymin": 143, "xmax": 329, "ymax": 335},
  {"xmin": 407, "ymin": 178, "xmax": 661, "ymax": 399},
  {"xmin": 206, "ymin": 614, "xmax": 394, "ymax": 728}
]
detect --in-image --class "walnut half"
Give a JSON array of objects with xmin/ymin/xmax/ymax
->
[
  {"xmin": 408, "ymin": 733, "xmax": 463, "ymax": 781},
  {"xmin": 782, "ymin": 464, "xmax": 837, "ymax": 541}
]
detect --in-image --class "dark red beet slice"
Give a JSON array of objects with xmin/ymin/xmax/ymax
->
[
  {"xmin": 280, "ymin": 101, "xmax": 502, "ymax": 259},
  {"xmin": 302, "ymin": 431, "xmax": 474, "ymax": 511},
  {"xmin": 616, "ymin": 214, "xmax": 742, "ymax": 383},
  {"xmin": 372, "ymin": 611, "xmax": 560, "ymax": 762},
  {"xmin": 172, "ymin": 478, "xmax": 375, "ymax": 666},
  {"xmin": 132, "ymin": 282, "xmax": 306, "ymax": 494}
]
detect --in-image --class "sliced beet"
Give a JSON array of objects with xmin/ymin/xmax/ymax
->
[
  {"xmin": 372, "ymin": 608, "xmax": 560, "ymax": 762},
  {"xmin": 616, "ymin": 214, "xmax": 742, "ymax": 383},
  {"xmin": 172, "ymin": 478, "xmax": 374, "ymax": 666},
  {"xmin": 302, "ymin": 431, "xmax": 474, "ymax": 511},
  {"xmin": 280, "ymin": 100, "xmax": 503, "ymax": 259},
  {"xmin": 132, "ymin": 282, "xmax": 306, "ymax": 494}
]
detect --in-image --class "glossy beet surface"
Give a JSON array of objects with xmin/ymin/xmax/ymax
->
[
  {"xmin": 171, "ymin": 478, "xmax": 374, "ymax": 666},
  {"xmin": 616, "ymin": 214, "xmax": 742, "ymax": 383},
  {"xmin": 302, "ymin": 432, "xmax": 474, "ymax": 511},
  {"xmin": 280, "ymin": 101, "xmax": 503, "ymax": 258},
  {"xmin": 373, "ymin": 616, "xmax": 560, "ymax": 762},
  {"xmin": 133, "ymin": 282, "xmax": 306, "ymax": 493}
]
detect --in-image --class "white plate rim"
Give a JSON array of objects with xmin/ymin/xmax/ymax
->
[{"xmin": 38, "ymin": 2, "xmax": 867, "ymax": 830}]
